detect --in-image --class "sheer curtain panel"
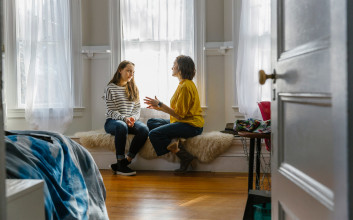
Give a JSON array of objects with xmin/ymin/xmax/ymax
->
[
  {"xmin": 16, "ymin": 0, "xmax": 73, "ymax": 133},
  {"xmin": 120, "ymin": 0, "xmax": 194, "ymax": 104},
  {"xmin": 235, "ymin": 0, "xmax": 271, "ymax": 119}
]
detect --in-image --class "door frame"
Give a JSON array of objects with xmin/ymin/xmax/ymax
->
[
  {"xmin": 0, "ymin": 0, "xmax": 6, "ymax": 218},
  {"xmin": 331, "ymin": 0, "xmax": 353, "ymax": 219}
]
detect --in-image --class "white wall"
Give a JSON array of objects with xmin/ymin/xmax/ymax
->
[
  {"xmin": 203, "ymin": 0, "xmax": 244, "ymax": 131},
  {"xmin": 206, "ymin": 0, "xmax": 224, "ymax": 42},
  {"xmin": 81, "ymin": 0, "xmax": 110, "ymax": 46},
  {"xmin": 225, "ymin": 0, "xmax": 244, "ymax": 123},
  {"xmin": 5, "ymin": 0, "xmax": 244, "ymax": 135},
  {"xmin": 88, "ymin": 55, "xmax": 112, "ymax": 131}
]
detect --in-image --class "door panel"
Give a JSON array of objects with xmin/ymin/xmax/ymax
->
[
  {"xmin": 277, "ymin": 51, "xmax": 330, "ymax": 92},
  {"xmin": 282, "ymin": 0, "xmax": 330, "ymax": 51},
  {"xmin": 279, "ymin": 94, "xmax": 333, "ymax": 189},
  {"xmin": 278, "ymin": 180, "xmax": 332, "ymax": 219}
]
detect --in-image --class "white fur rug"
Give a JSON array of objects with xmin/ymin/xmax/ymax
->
[{"xmin": 74, "ymin": 129, "xmax": 234, "ymax": 163}]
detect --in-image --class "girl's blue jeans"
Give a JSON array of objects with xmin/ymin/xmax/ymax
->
[{"xmin": 104, "ymin": 119, "xmax": 149, "ymax": 160}]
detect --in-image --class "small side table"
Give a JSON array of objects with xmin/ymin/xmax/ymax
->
[
  {"xmin": 6, "ymin": 179, "xmax": 45, "ymax": 220},
  {"xmin": 237, "ymin": 131, "xmax": 270, "ymax": 191},
  {"xmin": 238, "ymin": 131, "xmax": 271, "ymax": 220}
]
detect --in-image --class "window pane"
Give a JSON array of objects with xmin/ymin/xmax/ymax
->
[
  {"xmin": 15, "ymin": 0, "xmax": 72, "ymax": 108},
  {"xmin": 120, "ymin": 0, "xmax": 194, "ymax": 105}
]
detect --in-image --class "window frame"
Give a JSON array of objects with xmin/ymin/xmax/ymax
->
[
  {"xmin": 3, "ymin": 0, "xmax": 83, "ymax": 111},
  {"xmin": 109, "ymin": 0, "xmax": 207, "ymax": 107}
]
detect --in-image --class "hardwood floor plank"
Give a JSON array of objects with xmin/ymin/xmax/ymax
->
[{"xmin": 101, "ymin": 170, "xmax": 253, "ymax": 219}]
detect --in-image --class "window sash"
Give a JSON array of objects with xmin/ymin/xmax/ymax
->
[
  {"xmin": 4, "ymin": 0, "xmax": 83, "ymax": 110},
  {"xmin": 120, "ymin": 0, "xmax": 195, "ymax": 104}
]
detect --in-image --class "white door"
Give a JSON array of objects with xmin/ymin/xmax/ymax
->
[{"xmin": 270, "ymin": 0, "xmax": 351, "ymax": 219}]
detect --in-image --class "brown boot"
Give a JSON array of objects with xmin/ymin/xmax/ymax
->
[{"xmin": 174, "ymin": 146, "xmax": 194, "ymax": 173}]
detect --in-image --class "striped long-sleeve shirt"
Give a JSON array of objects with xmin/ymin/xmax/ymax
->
[{"xmin": 104, "ymin": 83, "xmax": 141, "ymax": 121}]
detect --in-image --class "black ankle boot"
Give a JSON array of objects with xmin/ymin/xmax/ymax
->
[
  {"xmin": 175, "ymin": 146, "xmax": 194, "ymax": 173},
  {"xmin": 110, "ymin": 158, "xmax": 136, "ymax": 176}
]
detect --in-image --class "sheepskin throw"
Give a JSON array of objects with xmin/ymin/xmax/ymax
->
[{"xmin": 74, "ymin": 129, "xmax": 234, "ymax": 163}]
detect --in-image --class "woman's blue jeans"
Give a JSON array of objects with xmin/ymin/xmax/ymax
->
[
  {"xmin": 104, "ymin": 119, "xmax": 149, "ymax": 160},
  {"xmin": 147, "ymin": 118, "xmax": 203, "ymax": 156}
]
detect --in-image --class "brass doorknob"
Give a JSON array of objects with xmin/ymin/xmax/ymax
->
[{"xmin": 259, "ymin": 69, "xmax": 276, "ymax": 85}]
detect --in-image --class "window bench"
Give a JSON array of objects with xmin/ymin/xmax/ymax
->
[
  {"xmin": 72, "ymin": 129, "xmax": 254, "ymax": 172},
  {"xmin": 72, "ymin": 109, "xmax": 268, "ymax": 172}
]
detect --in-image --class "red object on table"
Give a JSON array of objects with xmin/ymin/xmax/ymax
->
[
  {"xmin": 258, "ymin": 101, "xmax": 271, "ymax": 151},
  {"xmin": 258, "ymin": 101, "xmax": 271, "ymax": 121}
]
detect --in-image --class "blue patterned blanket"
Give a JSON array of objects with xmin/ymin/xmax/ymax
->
[{"xmin": 6, "ymin": 130, "xmax": 109, "ymax": 220}]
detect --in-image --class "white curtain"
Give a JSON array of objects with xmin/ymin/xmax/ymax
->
[
  {"xmin": 16, "ymin": 0, "xmax": 73, "ymax": 133},
  {"xmin": 120, "ymin": 0, "xmax": 194, "ymax": 105},
  {"xmin": 236, "ymin": 0, "xmax": 271, "ymax": 119}
]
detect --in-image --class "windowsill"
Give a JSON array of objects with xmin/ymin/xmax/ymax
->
[
  {"xmin": 81, "ymin": 46, "xmax": 111, "ymax": 58},
  {"xmin": 200, "ymin": 106, "xmax": 208, "ymax": 117},
  {"xmin": 6, "ymin": 107, "xmax": 85, "ymax": 119},
  {"xmin": 232, "ymin": 106, "xmax": 239, "ymax": 110},
  {"xmin": 204, "ymin": 41, "xmax": 233, "ymax": 55}
]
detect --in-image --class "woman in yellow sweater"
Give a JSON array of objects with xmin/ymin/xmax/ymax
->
[{"xmin": 144, "ymin": 55, "xmax": 204, "ymax": 173}]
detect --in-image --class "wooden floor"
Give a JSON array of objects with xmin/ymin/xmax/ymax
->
[{"xmin": 101, "ymin": 170, "xmax": 250, "ymax": 220}]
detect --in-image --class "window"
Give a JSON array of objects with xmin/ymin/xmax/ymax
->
[
  {"xmin": 120, "ymin": 0, "xmax": 194, "ymax": 104},
  {"xmin": 16, "ymin": 0, "xmax": 71, "ymax": 108},
  {"xmin": 4, "ymin": 0, "xmax": 82, "ymax": 132},
  {"xmin": 4, "ymin": 0, "xmax": 82, "ymax": 110},
  {"xmin": 110, "ymin": 0, "xmax": 206, "ymax": 107}
]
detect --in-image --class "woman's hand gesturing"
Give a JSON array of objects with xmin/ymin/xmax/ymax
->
[{"xmin": 144, "ymin": 96, "xmax": 161, "ymax": 110}]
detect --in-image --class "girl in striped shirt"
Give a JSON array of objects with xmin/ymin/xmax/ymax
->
[{"xmin": 104, "ymin": 60, "xmax": 149, "ymax": 176}]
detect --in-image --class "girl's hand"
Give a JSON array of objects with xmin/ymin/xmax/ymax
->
[
  {"xmin": 124, "ymin": 117, "xmax": 135, "ymax": 127},
  {"xmin": 128, "ymin": 117, "xmax": 135, "ymax": 127},
  {"xmin": 143, "ymin": 96, "xmax": 161, "ymax": 110}
]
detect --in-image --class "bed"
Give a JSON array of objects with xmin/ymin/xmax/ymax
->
[{"xmin": 5, "ymin": 130, "xmax": 109, "ymax": 220}]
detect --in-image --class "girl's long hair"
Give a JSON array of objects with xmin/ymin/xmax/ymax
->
[{"xmin": 108, "ymin": 60, "xmax": 139, "ymax": 102}]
